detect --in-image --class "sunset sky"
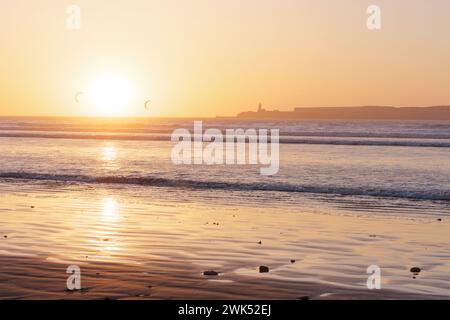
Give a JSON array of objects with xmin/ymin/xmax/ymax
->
[{"xmin": 1, "ymin": 0, "xmax": 450, "ymax": 117}]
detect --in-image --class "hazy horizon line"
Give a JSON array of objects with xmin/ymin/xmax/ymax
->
[
  {"xmin": 2, "ymin": 105, "xmax": 450, "ymax": 119},
  {"xmin": 0, "ymin": 104, "xmax": 450, "ymax": 120}
]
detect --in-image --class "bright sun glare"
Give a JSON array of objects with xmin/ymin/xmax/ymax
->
[{"xmin": 87, "ymin": 74, "xmax": 134, "ymax": 116}]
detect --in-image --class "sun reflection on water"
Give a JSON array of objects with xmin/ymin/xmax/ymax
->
[{"xmin": 101, "ymin": 144, "xmax": 117, "ymax": 161}]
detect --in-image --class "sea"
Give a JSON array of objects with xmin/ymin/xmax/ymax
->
[{"xmin": 1, "ymin": 117, "xmax": 450, "ymax": 206}]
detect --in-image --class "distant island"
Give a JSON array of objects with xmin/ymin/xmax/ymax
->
[{"xmin": 236, "ymin": 104, "xmax": 450, "ymax": 120}]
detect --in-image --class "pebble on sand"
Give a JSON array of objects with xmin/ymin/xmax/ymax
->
[
  {"xmin": 259, "ymin": 266, "xmax": 270, "ymax": 273},
  {"xmin": 437, "ymin": 218, "xmax": 442, "ymax": 221},
  {"xmin": 290, "ymin": 260, "xmax": 296, "ymax": 264},
  {"xmin": 410, "ymin": 267, "xmax": 421, "ymax": 273},
  {"xmin": 203, "ymin": 271, "xmax": 219, "ymax": 276},
  {"xmin": 3, "ymin": 235, "xmax": 7, "ymax": 238},
  {"xmin": 258, "ymin": 241, "xmax": 262, "ymax": 245},
  {"xmin": 30, "ymin": 206, "xmax": 35, "ymax": 209}
]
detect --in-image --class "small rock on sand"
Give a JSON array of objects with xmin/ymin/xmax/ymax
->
[
  {"xmin": 30, "ymin": 206, "xmax": 35, "ymax": 209},
  {"xmin": 410, "ymin": 267, "xmax": 421, "ymax": 273},
  {"xmin": 290, "ymin": 260, "xmax": 296, "ymax": 264},
  {"xmin": 259, "ymin": 266, "xmax": 269, "ymax": 273},
  {"xmin": 203, "ymin": 271, "xmax": 219, "ymax": 276},
  {"xmin": 3, "ymin": 235, "xmax": 7, "ymax": 238},
  {"xmin": 437, "ymin": 218, "xmax": 442, "ymax": 221},
  {"xmin": 258, "ymin": 241, "xmax": 262, "ymax": 245}
]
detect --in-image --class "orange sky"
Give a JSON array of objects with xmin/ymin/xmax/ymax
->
[{"xmin": 1, "ymin": 0, "xmax": 450, "ymax": 117}]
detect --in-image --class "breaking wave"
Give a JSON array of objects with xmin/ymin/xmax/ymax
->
[{"xmin": 1, "ymin": 172, "xmax": 449, "ymax": 201}]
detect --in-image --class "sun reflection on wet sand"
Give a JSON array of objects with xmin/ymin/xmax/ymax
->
[
  {"xmin": 101, "ymin": 197, "xmax": 120, "ymax": 223},
  {"xmin": 94, "ymin": 197, "xmax": 123, "ymax": 255}
]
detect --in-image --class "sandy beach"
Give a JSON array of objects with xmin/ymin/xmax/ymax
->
[{"xmin": 2, "ymin": 179, "xmax": 450, "ymax": 300}]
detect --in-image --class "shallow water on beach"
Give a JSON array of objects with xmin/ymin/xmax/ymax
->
[{"xmin": 1, "ymin": 182, "xmax": 450, "ymax": 299}]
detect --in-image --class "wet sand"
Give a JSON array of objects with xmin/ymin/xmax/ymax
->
[{"xmin": 1, "ymin": 181, "xmax": 450, "ymax": 299}]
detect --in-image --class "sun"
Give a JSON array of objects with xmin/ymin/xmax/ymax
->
[{"xmin": 87, "ymin": 74, "xmax": 134, "ymax": 116}]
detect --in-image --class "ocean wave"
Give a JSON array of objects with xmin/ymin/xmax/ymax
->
[
  {"xmin": 1, "ymin": 172, "xmax": 449, "ymax": 201},
  {"xmin": 3, "ymin": 126, "xmax": 450, "ymax": 139},
  {"xmin": 1, "ymin": 132, "xmax": 450, "ymax": 147}
]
